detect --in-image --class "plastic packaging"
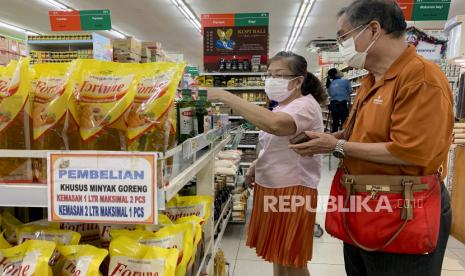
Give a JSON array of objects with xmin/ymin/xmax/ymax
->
[
  {"xmin": 0, "ymin": 239, "xmax": 55, "ymax": 276},
  {"xmin": 68, "ymin": 59, "xmax": 138, "ymax": 151},
  {"xmin": 0, "ymin": 58, "xmax": 33, "ymax": 183},
  {"xmin": 164, "ymin": 195, "xmax": 212, "ymax": 222},
  {"xmin": 1, "ymin": 211, "xmax": 23, "ymax": 245},
  {"xmin": 56, "ymin": 244, "xmax": 108, "ymax": 276},
  {"xmin": 111, "ymin": 223, "xmax": 194, "ymax": 276},
  {"xmin": 31, "ymin": 62, "xmax": 74, "ymax": 183},
  {"xmin": 108, "ymin": 236, "xmax": 178, "ymax": 276}
]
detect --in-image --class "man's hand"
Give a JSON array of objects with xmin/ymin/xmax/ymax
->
[{"xmin": 288, "ymin": 131, "xmax": 338, "ymax": 156}]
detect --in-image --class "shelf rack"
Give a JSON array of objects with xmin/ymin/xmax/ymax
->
[{"xmin": 201, "ymin": 72, "xmax": 265, "ymax": 76}]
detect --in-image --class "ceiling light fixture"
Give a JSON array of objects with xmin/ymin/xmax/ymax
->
[
  {"xmin": 170, "ymin": 0, "xmax": 201, "ymax": 32},
  {"xmin": 37, "ymin": 0, "xmax": 71, "ymax": 10},
  {"xmin": 0, "ymin": 21, "xmax": 40, "ymax": 36},
  {"xmin": 285, "ymin": 0, "xmax": 316, "ymax": 52}
]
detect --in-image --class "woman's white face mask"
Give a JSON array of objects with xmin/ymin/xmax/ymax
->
[
  {"xmin": 264, "ymin": 77, "xmax": 298, "ymax": 102},
  {"xmin": 339, "ymin": 24, "xmax": 379, "ymax": 69}
]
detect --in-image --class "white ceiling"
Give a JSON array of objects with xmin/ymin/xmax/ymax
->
[{"xmin": 1, "ymin": 0, "xmax": 465, "ymax": 69}]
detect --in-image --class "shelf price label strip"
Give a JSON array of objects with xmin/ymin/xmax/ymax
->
[{"xmin": 47, "ymin": 151, "xmax": 158, "ymax": 225}]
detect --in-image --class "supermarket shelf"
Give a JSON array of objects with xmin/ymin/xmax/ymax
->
[
  {"xmin": 213, "ymin": 207, "xmax": 233, "ymax": 256},
  {"xmin": 165, "ymin": 136, "xmax": 231, "ymax": 201},
  {"xmin": 245, "ymin": 130, "xmax": 260, "ymax": 134},
  {"xmin": 0, "ymin": 184, "xmax": 48, "ymax": 207},
  {"xmin": 223, "ymin": 86, "xmax": 264, "ymax": 90},
  {"xmin": 352, "ymin": 83, "xmax": 361, "ymax": 88},
  {"xmin": 347, "ymin": 72, "xmax": 368, "ymax": 80},
  {"xmin": 237, "ymin": 144, "xmax": 256, "ymax": 149},
  {"xmin": 214, "ymin": 196, "xmax": 232, "ymax": 234},
  {"xmin": 27, "ymin": 40, "xmax": 93, "ymax": 46},
  {"xmin": 229, "ymin": 116, "xmax": 244, "ymax": 120},
  {"xmin": 201, "ymin": 72, "xmax": 265, "ymax": 76},
  {"xmin": 240, "ymin": 162, "xmax": 252, "ymax": 166}
]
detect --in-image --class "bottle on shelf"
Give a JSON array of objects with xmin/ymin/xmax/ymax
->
[{"xmin": 176, "ymin": 89, "xmax": 195, "ymax": 143}]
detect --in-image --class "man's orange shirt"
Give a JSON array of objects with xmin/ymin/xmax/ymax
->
[{"xmin": 344, "ymin": 45, "xmax": 454, "ymax": 178}]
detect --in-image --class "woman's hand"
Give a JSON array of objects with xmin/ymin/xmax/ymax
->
[
  {"xmin": 288, "ymin": 131, "xmax": 338, "ymax": 156},
  {"xmin": 206, "ymin": 87, "xmax": 229, "ymax": 102}
]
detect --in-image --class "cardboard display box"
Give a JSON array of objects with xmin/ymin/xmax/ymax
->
[
  {"xmin": 0, "ymin": 36, "xmax": 7, "ymax": 51},
  {"xmin": 113, "ymin": 37, "xmax": 141, "ymax": 55}
]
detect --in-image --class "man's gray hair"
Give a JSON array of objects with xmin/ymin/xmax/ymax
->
[{"xmin": 338, "ymin": 0, "xmax": 407, "ymax": 38}]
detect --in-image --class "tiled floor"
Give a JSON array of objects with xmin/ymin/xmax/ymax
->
[{"xmin": 220, "ymin": 157, "xmax": 465, "ymax": 276}]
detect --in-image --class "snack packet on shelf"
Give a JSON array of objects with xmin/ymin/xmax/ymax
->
[
  {"xmin": 56, "ymin": 244, "xmax": 108, "ymax": 276},
  {"xmin": 68, "ymin": 59, "xmax": 138, "ymax": 151},
  {"xmin": 108, "ymin": 236, "xmax": 178, "ymax": 276},
  {"xmin": 16, "ymin": 225, "xmax": 81, "ymax": 275},
  {"xmin": 164, "ymin": 195, "xmax": 212, "ymax": 222},
  {"xmin": 0, "ymin": 58, "xmax": 33, "ymax": 183},
  {"xmin": 30, "ymin": 62, "xmax": 75, "ymax": 183},
  {"xmin": 0, "ymin": 239, "xmax": 55, "ymax": 276},
  {"xmin": 1, "ymin": 211, "xmax": 23, "ymax": 245},
  {"xmin": 111, "ymin": 223, "xmax": 194, "ymax": 276}
]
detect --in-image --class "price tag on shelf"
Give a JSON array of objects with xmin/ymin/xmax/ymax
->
[{"xmin": 47, "ymin": 152, "xmax": 157, "ymax": 225}]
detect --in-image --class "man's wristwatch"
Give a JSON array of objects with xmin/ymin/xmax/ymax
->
[{"xmin": 333, "ymin": 140, "xmax": 347, "ymax": 159}]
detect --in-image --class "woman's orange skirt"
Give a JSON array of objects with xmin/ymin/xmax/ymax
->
[{"xmin": 246, "ymin": 184, "xmax": 318, "ymax": 268}]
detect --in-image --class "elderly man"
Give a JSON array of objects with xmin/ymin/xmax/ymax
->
[{"xmin": 290, "ymin": 0, "xmax": 454, "ymax": 275}]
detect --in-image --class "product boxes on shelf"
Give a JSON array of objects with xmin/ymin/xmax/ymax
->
[
  {"xmin": 8, "ymin": 39, "xmax": 19, "ymax": 55},
  {"xmin": 18, "ymin": 42, "xmax": 27, "ymax": 57},
  {"xmin": 113, "ymin": 37, "xmax": 141, "ymax": 55},
  {"xmin": 0, "ymin": 36, "xmax": 7, "ymax": 51},
  {"xmin": 114, "ymin": 52, "xmax": 141, "ymax": 63},
  {"xmin": 0, "ymin": 50, "xmax": 9, "ymax": 65}
]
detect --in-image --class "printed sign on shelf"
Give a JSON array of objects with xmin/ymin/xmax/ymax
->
[{"xmin": 48, "ymin": 152, "xmax": 157, "ymax": 224}]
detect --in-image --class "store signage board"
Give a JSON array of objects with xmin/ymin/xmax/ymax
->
[
  {"xmin": 48, "ymin": 152, "xmax": 157, "ymax": 225},
  {"xmin": 80, "ymin": 10, "xmax": 112, "ymax": 31},
  {"xmin": 49, "ymin": 10, "xmax": 111, "ymax": 31},
  {"xmin": 202, "ymin": 13, "xmax": 269, "ymax": 72},
  {"xmin": 397, "ymin": 0, "xmax": 451, "ymax": 21},
  {"xmin": 49, "ymin": 11, "xmax": 81, "ymax": 31}
]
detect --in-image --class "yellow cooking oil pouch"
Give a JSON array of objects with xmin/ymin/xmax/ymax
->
[
  {"xmin": 1, "ymin": 211, "xmax": 23, "ymax": 245},
  {"xmin": 142, "ymin": 213, "xmax": 173, "ymax": 232},
  {"xmin": 127, "ymin": 62, "xmax": 185, "ymax": 151},
  {"xmin": 164, "ymin": 195, "xmax": 212, "ymax": 222},
  {"xmin": 68, "ymin": 59, "xmax": 138, "ymax": 151},
  {"xmin": 109, "ymin": 236, "xmax": 178, "ymax": 276},
  {"xmin": 111, "ymin": 223, "xmax": 194, "ymax": 276},
  {"xmin": 56, "ymin": 244, "xmax": 108, "ymax": 276},
  {"xmin": 30, "ymin": 62, "xmax": 75, "ymax": 183},
  {"xmin": 0, "ymin": 58, "xmax": 33, "ymax": 183},
  {"xmin": 175, "ymin": 216, "xmax": 204, "ymax": 273},
  {"xmin": 98, "ymin": 224, "xmax": 138, "ymax": 248},
  {"xmin": 0, "ymin": 232, "xmax": 11, "ymax": 249},
  {"xmin": 16, "ymin": 225, "xmax": 81, "ymax": 274},
  {"xmin": 60, "ymin": 223, "xmax": 100, "ymax": 246},
  {"xmin": 0, "ymin": 239, "xmax": 55, "ymax": 276}
]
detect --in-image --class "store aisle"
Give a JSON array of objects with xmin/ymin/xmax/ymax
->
[{"xmin": 220, "ymin": 156, "xmax": 465, "ymax": 276}]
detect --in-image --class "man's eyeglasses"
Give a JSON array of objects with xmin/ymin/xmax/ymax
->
[
  {"xmin": 336, "ymin": 23, "xmax": 369, "ymax": 45},
  {"xmin": 262, "ymin": 74, "xmax": 300, "ymax": 81}
]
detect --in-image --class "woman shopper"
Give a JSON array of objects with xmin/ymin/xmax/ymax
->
[
  {"xmin": 326, "ymin": 68, "xmax": 352, "ymax": 133},
  {"xmin": 207, "ymin": 51, "xmax": 326, "ymax": 276}
]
